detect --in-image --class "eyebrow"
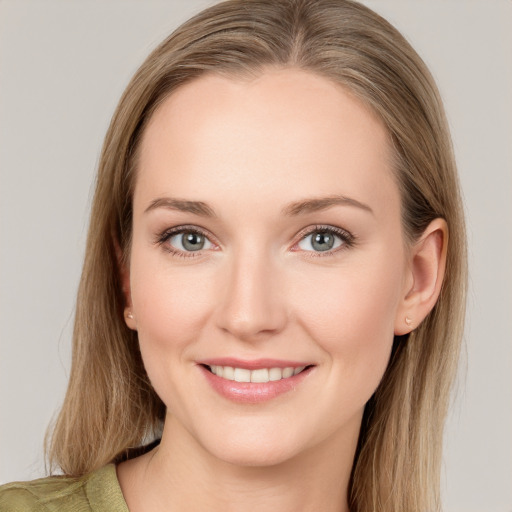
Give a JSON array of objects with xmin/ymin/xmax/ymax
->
[
  {"xmin": 144, "ymin": 194, "xmax": 373, "ymax": 217},
  {"xmin": 282, "ymin": 195, "xmax": 374, "ymax": 216},
  {"xmin": 144, "ymin": 198, "xmax": 216, "ymax": 217}
]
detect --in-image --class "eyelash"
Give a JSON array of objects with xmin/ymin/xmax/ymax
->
[{"xmin": 154, "ymin": 224, "xmax": 355, "ymax": 259}]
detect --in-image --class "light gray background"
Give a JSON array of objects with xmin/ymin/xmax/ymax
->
[{"xmin": 1, "ymin": 1, "xmax": 511, "ymax": 511}]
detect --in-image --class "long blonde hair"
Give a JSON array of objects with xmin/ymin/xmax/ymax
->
[{"xmin": 47, "ymin": 1, "xmax": 467, "ymax": 510}]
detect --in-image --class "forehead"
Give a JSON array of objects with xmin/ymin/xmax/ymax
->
[{"xmin": 135, "ymin": 68, "xmax": 399, "ymax": 220}]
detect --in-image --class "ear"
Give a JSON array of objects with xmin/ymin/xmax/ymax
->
[
  {"xmin": 115, "ymin": 240, "xmax": 137, "ymax": 331},
  {"xmin": 394, "ymin": 218, "xmax": 448, "ymax": 335}
]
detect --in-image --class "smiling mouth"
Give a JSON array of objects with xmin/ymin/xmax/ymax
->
[{"xmin": 203, "ymin": 364, "xmax": 312, "ymax": 383}]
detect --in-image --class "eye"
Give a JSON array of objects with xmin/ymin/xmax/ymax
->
[
  {"xmin": 297, "ymin": 226, "xmax": 352, "ymax": 254},
  {"xmin": 169, "ymin": 231, "xmax": 213, "ymax": 252},
  {"xmin": 157, "ymin": 226, "xmax": 215, "ymax": 256}
]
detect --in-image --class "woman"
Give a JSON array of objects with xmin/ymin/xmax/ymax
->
[{"xmin": 0, "ymin": 0, "xmax": 466, "ymax": 510}]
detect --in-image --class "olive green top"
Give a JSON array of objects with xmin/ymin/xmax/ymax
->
[{"xmin": 0, "ymin": 464, "xmax": 129, "ymax": 511}]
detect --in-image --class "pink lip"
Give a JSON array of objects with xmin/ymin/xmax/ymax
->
[
  {"xmin": 198, "ymin": 361, "xmax": 314, "ymax": 404},
  {"xmin": 200, "ymin": 357, "xmax": 310, "ymax": 370}
]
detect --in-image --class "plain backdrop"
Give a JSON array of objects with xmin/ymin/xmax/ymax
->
[{"xmin": 0, "ymin": 1, "xmax": 511, "ymax": 511}]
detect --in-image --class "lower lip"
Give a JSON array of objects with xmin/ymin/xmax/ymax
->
[{"xmin": 199, "ymin": 365, "xmax": 313, "ymax": 404}]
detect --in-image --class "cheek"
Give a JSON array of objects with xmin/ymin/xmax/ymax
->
[
  {"xmin": 291, "ymin": 250, "xmax": 404, "ymax": 389},
  {"xmin": 129, "ymin": 258, "xmax": 221, "ymax": 417},
  {"xmin": 129, "ymin": 251, "xmax": 217, "ymax": 367}
]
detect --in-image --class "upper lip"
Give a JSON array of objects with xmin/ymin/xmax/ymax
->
[{"xmin": 199, "ymin": 358, "xmax": 313, "ymax": 370}]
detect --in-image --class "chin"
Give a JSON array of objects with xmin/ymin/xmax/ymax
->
[
  {"xmin": 208, "ymin": 440, "xmax": 299, "ymax": 468},
  {"xmin": 197, "ymin": 417, "xmax": 325, "ymax": 469}
]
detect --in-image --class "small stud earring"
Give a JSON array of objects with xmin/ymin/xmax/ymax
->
[
  {"xmin": 405, "ymin": 316, "xmax": 412, "ymax": 326},
  {"xmin": 125, "ymin": 310, "xmax": 134, "ymax": 320}
]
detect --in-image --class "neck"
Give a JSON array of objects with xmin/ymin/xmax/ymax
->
[{"xmin": 119, "ymin": 414, "xmax": 360, "ymax": 512}]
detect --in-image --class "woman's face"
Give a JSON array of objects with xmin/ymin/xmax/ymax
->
[{"xmin": 126, "ymin": 68, "xmax": 410, "ymax": 466}]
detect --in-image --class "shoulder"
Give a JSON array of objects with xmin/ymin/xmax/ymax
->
[
  {"xmin": 0, "ymin": 464, "xmax": 128, "ymax": 512},
  {"xmin": 0, "ymin": 474, "xmax": 85, "ymax": 512}
]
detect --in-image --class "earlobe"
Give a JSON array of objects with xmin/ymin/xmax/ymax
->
[
  {"xmin": 394, "ymin": 218, "xmax": 448, "ymax": 335},
  {"xmin": 124, "ymin": 307, "xmax": 137, "ymax": 330},
  {"xmin": 115, "ymin": 239, "xmax": 137, "ymax": 330}
]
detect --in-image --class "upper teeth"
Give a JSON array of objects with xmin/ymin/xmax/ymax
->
[{"xmin": 209, "ymin": 365, "xmax": 306, "ymax": 383}]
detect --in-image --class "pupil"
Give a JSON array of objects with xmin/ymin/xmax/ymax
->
[
  {"xmin": 312, "ymin": 232, "xmax": 334, "ymax": 251},
  {"xmin": 183, "ymin": 233, "xmax": 204, "ymax": 251}
]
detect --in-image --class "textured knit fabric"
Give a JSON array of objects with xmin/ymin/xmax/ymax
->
[{"xmin": 0, "ymin": 464, "xmax": 129, "ymax": 511}]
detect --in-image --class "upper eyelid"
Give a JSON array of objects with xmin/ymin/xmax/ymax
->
[
  {"xmin": 159, "ymin": 224, "xmax": 351, "ymax": 240},
  {"xmin": 159, "ymin": 224, "xmax": 213, "ymax": 239},
  {"xmin": 295, "ymin": 224, "xmax": 352, "ymax": 240},
  {"xmin": 291, "ymin": 225, "xmax": 354, "ymax": 254}
]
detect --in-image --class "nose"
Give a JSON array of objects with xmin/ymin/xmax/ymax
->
[{"xmin": 214, "ymin": 249, "xmax": 287, "ymax": 342}]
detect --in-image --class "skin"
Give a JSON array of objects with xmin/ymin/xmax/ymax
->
[{"xmin": 117, "ymin": 68, "xmax": 447, "ymax": 512}]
